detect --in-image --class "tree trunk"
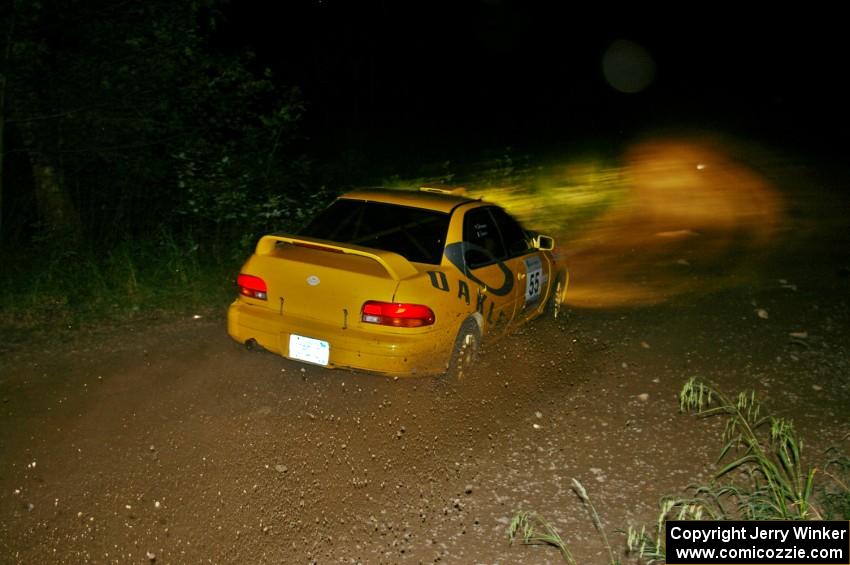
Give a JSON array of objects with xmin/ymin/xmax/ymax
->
[
  {"xmin": 1, "ymin": 0, "xmax": 18, "ymax": 244},
  {"xmin": 0, "ymin": 74, "xmax": 6, "ymax": 242},
  {"xmin": 18, "ymin": 121, "xmax": 80, "ymax": 241}
]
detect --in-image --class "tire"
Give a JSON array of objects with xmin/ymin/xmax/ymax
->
[
  {"xmin": 445, "ymin": 319, "xmax": 480, "ymax": 381},
  {"xmin": 546, "ymin": 272, "xmax": 566, "ymax": 320}
]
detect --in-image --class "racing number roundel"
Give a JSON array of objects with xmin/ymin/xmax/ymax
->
[{"xmin": 524, "ymin": 256, "xmax": 543, "ymax": 305}]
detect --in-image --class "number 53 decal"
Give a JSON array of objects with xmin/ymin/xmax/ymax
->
[{"xmin": 524, "ymin": 256, "xmax": 543, "ymax": 305}]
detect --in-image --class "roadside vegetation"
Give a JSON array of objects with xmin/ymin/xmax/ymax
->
[
  {"xmin": 0, "ymin": 1, "xmax": 632, "ymax": 346},
  {"xmin": 508, "ymin": 378, "xmax": 850, "ymax": 563},
  {"xmin": 0, "ymin": 1, "xmax": 313, "ymax": 341}
]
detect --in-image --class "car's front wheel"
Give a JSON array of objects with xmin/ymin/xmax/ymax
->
[
  {"xmin": 445, "ymin": 319, "xmax": 480, "ymax": 380},
  {"xmin": 546, "ymin": 272, "xmax": 566, "ymax": 320}
]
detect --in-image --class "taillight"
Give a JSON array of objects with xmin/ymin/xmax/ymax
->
[
  {"xmin": 361, "ymin": 301, "xmax": 435, "ymax": 327},
  {"xmin": 237, "ymin": 273, "xmax": 268, "ymax": 300}
]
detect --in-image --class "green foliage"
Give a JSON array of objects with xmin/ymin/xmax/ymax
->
[
  {"xmin": 678, "ymin": 377, "xmax": 820, "ymax": 520},
  {"xmin": 0, "ymin": 0, "xmax": 330, "ymax": 333},
  {"xmin": 2, "ymin": 0, "xmax": 313, "ymax": 246},
  {"xmin": 506, "ymin": 379, "xmax": 847, "ymax": 565},
  {"xmin": 0, "ymin": 230, "xmax": 238, "ymax": 346},
  {"xmin": 627, "ymin": 378, "xmax": 834, "ymax": 563},
  {"xmin": 376, "ymin": 148, "xmax": 626, "ymax": 245}
]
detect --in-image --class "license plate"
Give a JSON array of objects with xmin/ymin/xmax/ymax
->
[{"xmin": 288, "ymin": 334, "xmax": 330, "ymax": 366}]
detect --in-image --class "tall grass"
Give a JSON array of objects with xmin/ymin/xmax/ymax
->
[
  {"xmin": 508, "ymin": 378, "xmax": 848, "ymax": 564},
  {"xmin": 627, "ymin": 377, "xmax": 841, "ymax": 563},
  {"xmin": 0, "ymin": 231, "xmax": 241, "ymax": 345},
  {"xmin": 678, "ymin": 377, "xmax": 820, "ymax": 520}
]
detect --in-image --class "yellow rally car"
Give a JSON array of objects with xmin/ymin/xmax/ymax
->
[{"xmin": 227, "ymin": 187, "xmax": 569, "ymax": 377}]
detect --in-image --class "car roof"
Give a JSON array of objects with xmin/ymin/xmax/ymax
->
[{"xmin": 339, "ymin": 188, "xmax": 479, "ymax": 214}]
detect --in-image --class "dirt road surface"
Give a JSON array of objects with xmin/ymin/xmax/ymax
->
[{"xmin": 2, "ymin": 166, "xmax": 849, "ymax": 564}]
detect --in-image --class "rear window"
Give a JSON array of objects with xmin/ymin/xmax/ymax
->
[{"xmin": 299, "ymin": 199, "xmax": 450, "ymax": 265}]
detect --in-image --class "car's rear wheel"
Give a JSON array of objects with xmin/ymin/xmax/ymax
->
[{"xmin": 446, "ymin": 319, "xmax": 480, "ymax": 381}]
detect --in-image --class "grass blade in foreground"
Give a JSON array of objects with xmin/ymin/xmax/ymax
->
[{"xmin": 508, "ymin": 510, "xmax": 576, "ymax": 565}]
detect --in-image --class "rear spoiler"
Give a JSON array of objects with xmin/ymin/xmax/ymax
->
[{"xmin": 256, "ymin": 234, "xmax": 419, "ymax": 281}]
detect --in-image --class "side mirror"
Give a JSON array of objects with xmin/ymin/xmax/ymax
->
[{"xmin": 536, "ymin": 235, "xmax": 555, "ymax": 251}]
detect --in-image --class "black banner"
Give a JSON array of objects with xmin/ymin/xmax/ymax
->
[{"xmin": 666, "ymin": 521, "xmax": 850, "ymax": 564}]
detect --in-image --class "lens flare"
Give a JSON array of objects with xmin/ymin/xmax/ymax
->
[{"xmin": 602, "ymin": 39, "xmax": 656, "ymax": 94}]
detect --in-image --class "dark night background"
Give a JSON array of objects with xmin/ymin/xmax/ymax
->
[
  {"xmin": 222, "ymin": 3, "xmax": 848, "ymax": 162},
  {"xmin": 1, "ymin": 0, "xmax": 848, "ymax": 326}
]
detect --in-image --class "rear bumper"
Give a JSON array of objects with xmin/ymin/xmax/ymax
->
[{"xmin": 227, "ymin": 300, "xmax": 453, "ymax": 376}]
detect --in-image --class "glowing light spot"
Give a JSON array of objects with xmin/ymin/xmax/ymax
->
[
  {"xmin": 563, "ymin": 136, "xmax": 785, "ymax": 307},
  {"xmin": 388, "ymin": 133, "xmax": 786, "ymax": 308}
]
